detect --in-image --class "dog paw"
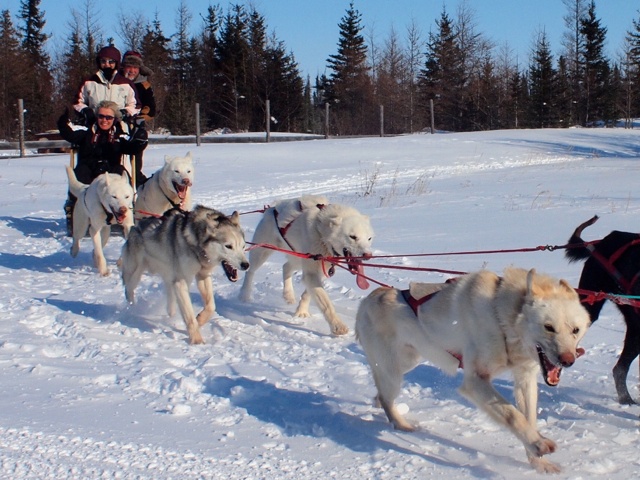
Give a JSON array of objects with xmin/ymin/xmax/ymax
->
[
  {"xmin": 529, "ymin": 456, "xmax": 561, "ymax": 474},
  {"xmin": 188, "ymin": 334, "xmax": 205, "ymax": 345},
  {"xmin": 531, "ymin": 436, "xmax": 557, "ymax": 457},
  {"xmin": 331, "ymin": 323, "xmax": 349, "ymax": 336},
  {"xmin": 283, "ymin": 294, "xmax": 296, "ymax": 304},
  {"xmin": 293, "ymin": 308, "xmax": 311, "ymax": 318}
]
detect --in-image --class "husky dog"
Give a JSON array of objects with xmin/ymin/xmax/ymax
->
[
  {"xmin": 356, "ymin": 268, "xmax": 590, "ymax": 473},
  {"xmin": 239, "ymin": 195, "xmax": 373, "ymax": 335},
  {"xmin": 566, "ymin": 215, "xmax": 640, "ymax": 404},
  {"xmin": 120, "ymin": 205, "xmax": 249, "ymax": 344},
  {"xmin": 66, "ymin": 165, "xmax": 134, "ymax": 276},
  {"xmin": 134, "ymin": 153, "xmax": 194, "ymax": 219}
]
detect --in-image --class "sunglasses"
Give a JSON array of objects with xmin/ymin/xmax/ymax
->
[
  {"xmin": 97, "ymin": 114, "xmax": 115, "ymax": 121},
  {"xmin": 99, "ymin": 59, "xmax": 116, "ymax": 65}
]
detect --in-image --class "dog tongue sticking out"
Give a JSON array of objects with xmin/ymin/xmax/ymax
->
[
  {"xmin": 355, "ymin": 264, "xmax": 369, "ymax": 290},
  {"xmin": 344, "ymin": 251, "xmax": 370, "ymax": 290}
]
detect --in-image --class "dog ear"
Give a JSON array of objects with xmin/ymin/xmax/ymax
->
[
  {"xmin": 558, "ymin": 278, "xmax": 578, "ymax": 297},
  {"xmin": 526, "ymin": 268, "xmax": 536, "ymax": 297},
  {"xmin": 185, "ymin": 151, "xmax": 192, "ymax": 159},
  {"xmin": 230, "ymin": 211, "xmax": 240, "ymax": 226},
  {"xmin": 164, "ymin": 155, "xmax": 171, "ymax": 165},
  {"xmin": 104, "ymin": 173, "xmax": 110, "ymax": 186}
]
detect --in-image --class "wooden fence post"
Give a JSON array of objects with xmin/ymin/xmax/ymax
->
[
  {"xmin": 195, "ymin": 103, "xmax": 201, "ymax": 146},
  {"xmin": 430, "ymin": 99, "xmax": 435, "ymax": 134},
  {"xmin": 266, "ymin": 99, "xmax": 271, "ymax": 143},
  {"xmin": 18, "ymin": 99, "xmax": 25, "ymax": 157},
  {"xmin": 324, "ymin": 103, "xmax": 330, "ymax": 139}
]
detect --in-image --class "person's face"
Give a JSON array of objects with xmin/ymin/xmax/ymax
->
[
  {"xmin": 99, "ymin": 58, "xmax": 117, "ymax": 68},
  {"xmin": 122, "ymin": 65, "xmax": 140, "ymax": 81},
  {"xmin": 96, "ymin": 108, "xmax": 116, "ymax": 130}
]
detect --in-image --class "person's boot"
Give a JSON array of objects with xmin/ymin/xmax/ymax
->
[{"xmin": 64, "ymin": 195, "xmax": 76, "ymax": 237}]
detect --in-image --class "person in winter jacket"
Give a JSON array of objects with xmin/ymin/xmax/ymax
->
[
  {"xmin": 73, "ymin": 45, "xmax": 140, "ymax": 124},
  {"xmin": 121, "ymin": 51, "xmax": 156, "ymax": 122},
  {"xmin": 120, "ymin": 51, "xmax": 156, "ymax": 186},
  {"xmin": 59, "ymin": 100, "xmax": 148, "ymax": 235}
]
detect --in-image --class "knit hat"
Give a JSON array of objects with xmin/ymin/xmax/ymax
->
[
  {"xmin": 122, "ymin": 51, "xmax": 153, "ymax": 77},
  {"xmin": 96, "ymin": 45, "xmax": 122, "ymax": 68}
]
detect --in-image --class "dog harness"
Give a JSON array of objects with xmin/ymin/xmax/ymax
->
[
  {"xmin": 272, "ymin": 202, "xmax": 334, "ymax": 276},
  {"xmin": 585, "ymin": 236, "xmax": 640, "ymax": 307},
  {"xmin": 400, "ymin": 286, "xmax": 464, "ymax": 369}
]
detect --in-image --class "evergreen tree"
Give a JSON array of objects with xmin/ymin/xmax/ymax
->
[
  {"xmin": 0, "ymin": 10, "xmax": 25, "ymax": 139},
  {"xmin": 163, "ymin": 0, "xmax": 194, "ymax": 135},
  {"xmin": 263, "ymin": 38, "xmax": 304, "ymax": 132},
  {"xmin": 556, "ymin": 56, "xmax": 573, "ymax": 126},
  {"xmin": 197, "ymin": 5, "xmax": 222, "ymax": 130},
  {"xmin": 419, "ymin": 7, "xmax": 465, "ymax": 131},
  {"xmin": 325, "ymin": 1, "xmax": 374, "ymax": 135},
  {"xmin": 579, "ymin": 0, "xmax": 609, "ymax": 125},
  {"xmin": 561, "ymin": 0, "xmax": 587, "ymax": 125},
  {"xmin": 18, "ymin": 0, "xmax": 54, "ymax": 134},
  {"xmin": 527, "ymin": 31, "xmax": 558, "ymax": 128},
  {"xmin": 140, "ymin": 16, "xmax": 172, "ymax": 130},
  {"xmin": 215, "ymin": 4, "xmax": 251, "ymax": 131}
]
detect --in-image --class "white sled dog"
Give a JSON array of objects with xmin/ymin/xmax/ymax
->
[
  {"xmin": 355, "ymin": 267, "xmax": 590, "ymax": 473},
  {"xmin": 239, "ymin": 195, "xmax": 373, "ymax": 335},
  {"xmin": 66, "ymin": 165, "xmax": 134, "ymax": 276},
  {"xmin": 134, "ymin": 153, "xmax": 194, "ymax": 220},
  {"xmin": 120, "ymin": 205, "xmax": 249, "ymax": 345}
]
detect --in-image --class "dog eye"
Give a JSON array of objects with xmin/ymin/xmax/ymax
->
[
  {"xmin": 544, "ymin": 324, "xmax": 556, "ymax": 333},
  {"xmin": 225, "ymin": 244, "xmax": 233, "ymax": 250},
  {"xmin": 349, "ymin": 235, "xmax": 357, "ymax": 241},
  {"xmin": 573, "ymin": 327, "xmax": 580, "ymax": 335}
]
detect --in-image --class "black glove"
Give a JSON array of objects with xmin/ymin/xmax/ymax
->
[
  {"xmin": 131, "ymin": 127, "xmax": 148, "ymax": 146},
  {"xmin": 81, "ymin": 107, "xmax": 96, "ymax": 125}
]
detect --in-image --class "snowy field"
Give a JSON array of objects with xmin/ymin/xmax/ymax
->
[{"xmin": 1, "ymin": 128, "xmax": 640, "ymax": 478}]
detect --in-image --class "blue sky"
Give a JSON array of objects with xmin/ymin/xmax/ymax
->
[{"xmin": 7, "ymin": 0, "xmax": 639, "ymax": 77}]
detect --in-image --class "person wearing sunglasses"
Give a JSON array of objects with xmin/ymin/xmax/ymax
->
[
  {"xmin": 73, "ymin": 45, "xmax": 140, "ymax": 126},
  {"xmin": 58, "ymin": 100, "xmax": 148, "ymax": 235}
]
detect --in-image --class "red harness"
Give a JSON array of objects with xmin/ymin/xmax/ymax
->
[
  {"xmin": 400, "ymin": 287, "xmax": 464, "ymax": 369},
  {"xmin": 273, "ymin": 202, "xmax": 334, "ymax": 276},
  {"xmin": 587, "ymin": 236, "xmax": 640, "ymax": 305}
]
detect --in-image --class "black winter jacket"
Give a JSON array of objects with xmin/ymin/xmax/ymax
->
[{"xmin": 57, "ymin": 112, "xmax": 147, "ymax": 185}]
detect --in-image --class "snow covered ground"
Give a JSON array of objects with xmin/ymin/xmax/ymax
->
[{"xmin": 1, "ymin": 128, "xmax": 640, "ymax": 478}]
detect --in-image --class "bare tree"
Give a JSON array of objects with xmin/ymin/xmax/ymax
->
[
  {"xmin": 405, "ymin": 18, "xmax": 423, "ymax": 132},
  {"xmin": 561, "ymin": 0, "xmax": 587, "ymax": 124},
  {"xmin": 117, "ymin": 10, "xmax": 148, "ymax": 52}
]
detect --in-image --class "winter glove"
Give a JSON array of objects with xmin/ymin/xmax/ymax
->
[
  {"xmin": 81, "ymin": 107, "xmax": 96, "ymax": 125},
  {"xmin": 130, "ymin": 127, "xmax": 148, "ymax": 147}
]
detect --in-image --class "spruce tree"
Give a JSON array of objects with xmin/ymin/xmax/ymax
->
[
  {"xmin": 579, "ymin": 0, "xmax": 609, "ymax": 125},
  {"xmin": 325, "ymin": 1, "xmax": 373, "ymax": 135},
  {"xmin": 215, "ymin": 5, "xmax": 251, "ymax": 131},
  {"xmin": 419, "ymin": 8, "xmax": 465, "ymax": 132},
  {"xmin": 528, "ymin": 31, "xmax": 558, "ymax": 128},
  {"xmin": 18, "ymin": 0, "xmax": 54, "ymax": 134},
  {"xmin": 140, "ymin": 16, "xmax": 172, "ymax": 130},
  {"xmin": 0, "ymin": 10, "xmax": 25, "ymax": 139}
]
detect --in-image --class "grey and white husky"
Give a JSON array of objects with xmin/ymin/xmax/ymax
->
[{"xmin": 120, "ymin": 205, "xmax": 249, "ymax": 344}]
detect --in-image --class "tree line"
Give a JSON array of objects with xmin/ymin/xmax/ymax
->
[{"xmin": 1, "ymin": 0, "xmax": 639, "ymax": 140}]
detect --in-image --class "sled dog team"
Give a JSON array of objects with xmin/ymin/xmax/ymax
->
[{"xmin": 67, "ymin": 158, "xmax": 632, "ymax": 473}]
